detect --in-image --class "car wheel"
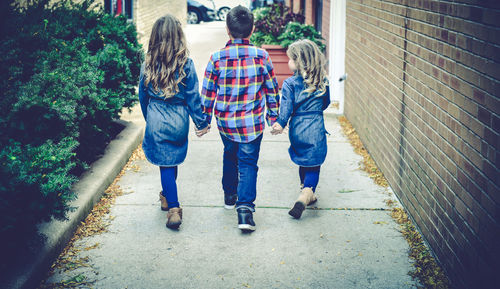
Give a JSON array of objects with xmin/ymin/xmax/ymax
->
[
  {"xmin": 187, "ymin": 9, "xmax": 200, "ymax": 24},
  {"xmin": 218, "ymin": 7, "xmax": 230, "ymax": 21}
]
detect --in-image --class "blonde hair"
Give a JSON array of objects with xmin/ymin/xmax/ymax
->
[
  {"xmin": 144, "ymin": 14, "xmax": 188, "ymax": 98},
  {"xmin": 286, "ymin": 39, "xmax": 328, "ymax": 95}
]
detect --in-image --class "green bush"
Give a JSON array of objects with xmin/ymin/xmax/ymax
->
[
  {"xmin": 0, "ymin": 0, "xmax": 143, "ymax": 266},
  {"xmin": 278, "ymin": 22, "xmax": 326, "ymax": 52},
  {"xmin": 250, "ymin": 2, "xmax": 305, "ymax": 47},
  {"xmin": 0, "ymin": 138, "xmax": 78, "ymax": 250},
  {"xmin": 250, "ymin": 3, "xmax": 324, "ymax": 51}
]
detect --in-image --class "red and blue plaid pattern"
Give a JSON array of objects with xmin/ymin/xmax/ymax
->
[{"xmin": 201, "ymin": 39, "xmax": 279, "ymax": 143}]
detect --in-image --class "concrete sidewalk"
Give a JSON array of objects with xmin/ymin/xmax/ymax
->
[{"xmin": 42, "ymin": 21, "xmax": 418, "ymax": 288}]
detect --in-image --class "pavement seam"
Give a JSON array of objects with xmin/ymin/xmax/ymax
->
[{"xmin": 113, "ymin": 203, "xmax": 391, "ymax": 211}]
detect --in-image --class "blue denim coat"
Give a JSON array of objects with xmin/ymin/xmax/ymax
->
[
  {"xmin": 139, "ymin": 58, "xmax": 208, "ymax": 166},
  {"xmin": 276, "ymin": 75, "xmax": 330, "ymax": 167}
]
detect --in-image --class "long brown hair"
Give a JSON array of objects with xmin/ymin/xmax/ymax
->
[
  {"xmin": 286, "ymin": 39, "xmax": 328, "ymax": 95},
  {"xmin": 144, "ymin": 14, "xmax": 188, "ymax": 98}
]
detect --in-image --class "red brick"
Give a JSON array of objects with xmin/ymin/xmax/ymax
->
[
  {"xmin": 485, "ymin": 93, "xmax": 500, "ymax": 115},
  {"xmin": 482, "ymin": 9, "xmax": 500, "ymax": 26},
  {"xmin": 469, "ymin": 6, "xmax": 483, "ymax": 22},
  {"xmin": 483, "ymin": 160, "xmax": 500, "ymax": 187},
  {"xmin": 492, "ymin": 114, "xmax": 500, "ymax": 133},
  {"xmin": 451, "ymin": 76, "xmax": 461, "ymax": 90},
  {"xmin": 472, "ymin": 88, "xmax": 486, "ymax": 105},
  {"xmin": 477, "ymin": 106, "xmax": 492, "ymax": 126},
  {"xmin": 487, "ymin": 181, "xmax": 500, "ymax": 203},
  {"xmin": 483, "ymin": 127, "xmax": 499, "ymax": 147}
]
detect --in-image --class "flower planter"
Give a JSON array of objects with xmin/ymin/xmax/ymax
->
[{"xmin": 262, "ymin": 44, "xmax": 293, "ymax": 89}]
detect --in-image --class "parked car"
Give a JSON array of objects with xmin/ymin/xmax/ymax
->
[
  {"xmin": 249, "ymin": 0, "xmax": 283, "ymax": 10},
  {"xmin": 212, "ymin": 0, "xmax": 250, "ymax": 21},
  {"xmin": 187, "ymin": 0, "xmax": 216, "ymax": 24}
]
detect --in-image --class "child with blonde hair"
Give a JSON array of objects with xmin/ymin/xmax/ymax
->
[
  {"xmin": 139, "ymin": 14, "xmax": 209, "ymax": 229},
  {"xmin": 271, "ymin": 39, "xmax": 330, "ymax": 219}
]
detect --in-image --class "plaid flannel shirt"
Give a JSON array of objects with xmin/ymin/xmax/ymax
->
[{"xmin": 201, "ymin": 39, "xmax": 280, "ymax": 143}]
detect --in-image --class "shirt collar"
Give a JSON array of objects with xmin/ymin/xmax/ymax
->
[{"xmin": 226, "ymin": 39, "xmax": 252, "ymax": 46}]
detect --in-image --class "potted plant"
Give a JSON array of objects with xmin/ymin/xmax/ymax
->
[{"xmin": 250, "ymin": 3, "xmax": 325, "ymax": 87}]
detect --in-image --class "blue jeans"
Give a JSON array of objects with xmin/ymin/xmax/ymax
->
[
  {"xmin": 220, "ymin": 133, "xmax": 263, "ymax": 211},
  {"xmin": 160, "ymin": 166, "xmax": 179, "ymax": 208},
  {"xmin": 299, "ymin": 166, "xmax": 320, "ymax": 192}
]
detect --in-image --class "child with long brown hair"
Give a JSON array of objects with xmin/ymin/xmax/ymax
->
[
  {"xmin": 139, "ymin": 14, "xmax": 209, "ymax": 229},
  {"xmin": 271, "ymin": 39, "xmax": 330, "ymax": 219}
]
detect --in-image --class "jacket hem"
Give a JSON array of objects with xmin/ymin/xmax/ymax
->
[{"xmin": 144, "ymin": 152, "xmax": 185, "ymax": 167}]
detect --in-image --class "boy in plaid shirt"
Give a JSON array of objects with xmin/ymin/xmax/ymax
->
[{"xmin": 201, "ymin": 5, "xmax": 279, "ymax": 232}]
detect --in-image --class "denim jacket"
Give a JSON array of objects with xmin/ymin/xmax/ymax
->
[
  {"xmin": 276, "ymin": 74, "xmax": 330, "ymax": 167},
  {"xmin": 139, "ymin": 58, "xmax": 208, "ymax": 166}
]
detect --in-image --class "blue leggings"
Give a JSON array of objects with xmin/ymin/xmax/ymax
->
[
  {"xmin": 299, "ymin": 166, "xmax": 320, "ymax": 192},
  {"xmin": 160, "ymin": 166, "xmax": 179, "ymax": 208}
]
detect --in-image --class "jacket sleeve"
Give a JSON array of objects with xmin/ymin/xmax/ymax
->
[
  {"xmin": 201, "ymin": 54, "xmax": 218, "ymax": 125},
  {"xmin": 184, "ymin": 59, "xmax": 209, "ymax": 130},
  {"xmin": 263, "ymin": 53, "xmax": 279, "ymax": 126},
  {"xmin": 276, "ymin": 79, "xmax": 293, "ymax": 128},
  {"xmin": 322, "ymin": 85, "xmax": 331, "ymax": 110},
  {"xmin": 138, "ymin": 64, "xmax": 149, "ymax": 121}
]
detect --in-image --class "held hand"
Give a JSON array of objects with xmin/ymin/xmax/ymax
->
[
  {"xmin": 196, "ymin": 124, "xmax": 210, "ymax": 137},
  {"xmin": 271, "ymin": 122, "xmax": 284, "ymax": 135}
]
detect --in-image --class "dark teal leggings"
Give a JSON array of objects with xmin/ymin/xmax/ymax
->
[
  {"xmin": 160, "ymin": 166, "xmax": 179, "ymax": 208},
  {"xmin": 299, "ymin": 166, "xmax": 320, "ymax": 192}
]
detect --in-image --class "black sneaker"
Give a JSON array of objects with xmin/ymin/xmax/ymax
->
[
  {"xmin": 288, "ymin": 201, "xmax": 306, "ymax": 219},
  {"xmin": 224, "ymin": 194, "xmax": 237, "ymax": 209},
  {"xmin": 237, "ymin": 207, "xmax": 255, "ymax": 231}
]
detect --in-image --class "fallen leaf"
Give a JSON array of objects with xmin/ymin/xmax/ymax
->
[{"xmin": 84, "ymin": 243, "xmax": 100, "ymax": 251}]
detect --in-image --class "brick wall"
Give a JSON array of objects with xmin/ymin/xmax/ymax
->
[
  {"xmin": 303, "ymin": 0, "xmax": 331, "ymax": 57},
  {"xmin": 305, "ymin": 0, "xmax": 315, "ymax": 25},
  {"xmin": 343, "ymin": 0, "xmax": 500, "ymax": 288},
  {"xmin": 321, "ymin": 0, "xmax": 330, "ymax": 57},
  {"xmin": 134, "ymin": 0, "xmax": 186, "ymax": 47}
]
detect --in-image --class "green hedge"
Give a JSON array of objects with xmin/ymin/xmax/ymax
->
[
  {"xmin": 250, "ymin": 4, "xmax": 324, "ymax": 51},
  {"xmin": 0, "ymin": 0, "xmax": 143, "ymax": 265}
]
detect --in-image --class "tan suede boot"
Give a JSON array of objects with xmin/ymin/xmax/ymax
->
[
  {"xmin": 166, "ymin": 207, "xmax": 182, "ymax": 229},
  {"xmin": 159, "ymin": 191, "xmax": 168, "ymax": 211},
  {"xmin": 288, "ymin": 187, "xmax": 317, "ymax": 219},
  {"xmin": 308, "ymin": 190, "xmax": 318, "ymax": 206}
]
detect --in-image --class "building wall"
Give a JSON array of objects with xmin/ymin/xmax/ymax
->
[
  {"xmin": 343, "ymin": 0, "xmax": 499, "ymax": 288},
  {"xmin": 321, "ymin": 0, "xmax": 330, "ymax": 57},
  {"xmin": 297, "ymin": 0, "xmax": 331, "ymax": 56},
  {"xmin": 291, "ymin": 0, "xmax": 301, "ymax": 13},
  {"xmin": 134, "ymin": 0, "xmax": 186, "ymax": 47},
  {"xmin": 305, "ymin": 0, "xmax": 315, "ymax": 25}
]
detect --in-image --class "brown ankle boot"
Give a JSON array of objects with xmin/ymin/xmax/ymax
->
[
  {"xmin": 288, "ymin": 188, "xmax": 316, "ymax": 219},
  {"xmin": 159, "ymin": 191, "xmax": 168, "ymax": 211},
  {"xmin": 166, "ymin": 207, "xmax": 182, "ymax": 229},
  {"xmin": 307, "ymin": 190, "xmax": 318, "ymax": 206}
]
